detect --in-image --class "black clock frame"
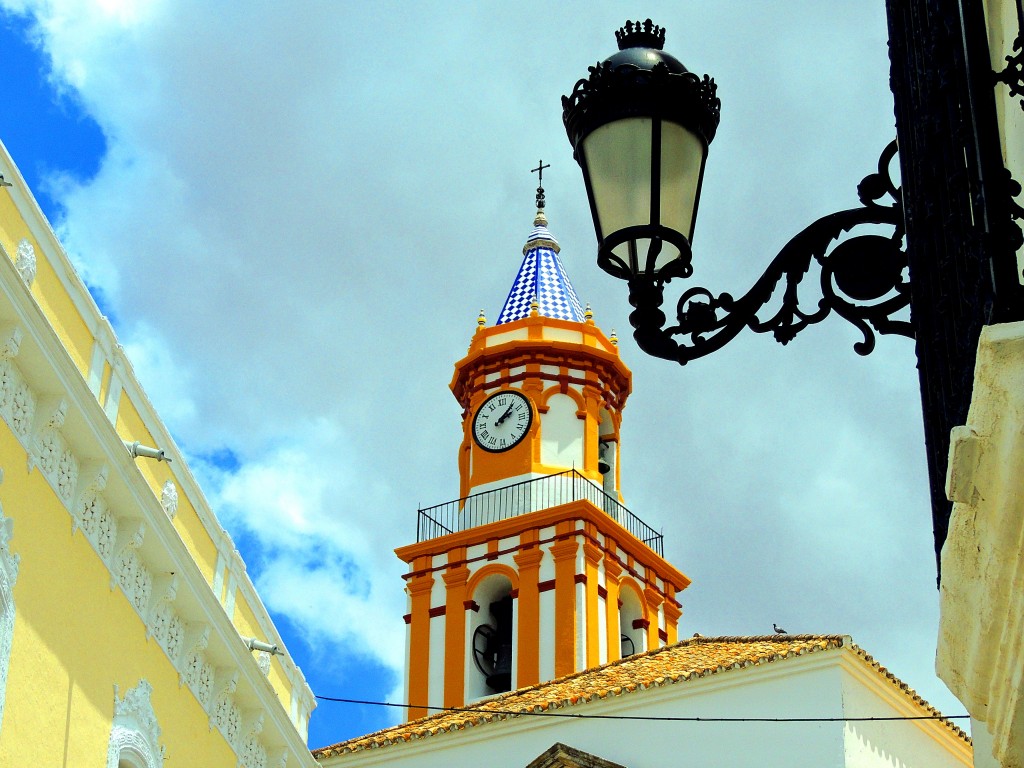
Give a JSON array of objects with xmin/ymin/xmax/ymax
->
[{"xmin": 472, "ymin": 390, "xmax": 534, "ymax": 453}]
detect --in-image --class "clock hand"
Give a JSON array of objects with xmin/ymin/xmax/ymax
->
[{"xmin": 494, "ymin": 404, "xmax": 514, "ymax": 426}]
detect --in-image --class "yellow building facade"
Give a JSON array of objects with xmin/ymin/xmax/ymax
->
[{"xmin": 0, "ymin": 141, "xmax": 316, "ymax": 766}]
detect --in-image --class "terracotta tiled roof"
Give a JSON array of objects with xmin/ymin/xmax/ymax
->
[{"xmin": 312, "ymin": 635, "xmax": 967, "ymax": 759}]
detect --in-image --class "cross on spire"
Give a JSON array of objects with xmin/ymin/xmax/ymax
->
[{"xmin": 531, "ymin": 159, "xmax": 550, "ymax": 209}]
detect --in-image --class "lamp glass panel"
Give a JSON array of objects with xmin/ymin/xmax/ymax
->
[
  {"xmin": 582, "ymin": 117, "xmax": 653, "ymax": 239},
  {"xmin": 659, "ymin": 122, "xmax": 705, "ymax": 244}
]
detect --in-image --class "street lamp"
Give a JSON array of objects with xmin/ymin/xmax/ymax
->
[
  {"xmin": 562, "ymin": 20, "xmax": 912, "ymax": 363},
  {"xmin": 563, "ymin": 12, "xmax": 1024, "ymax": 579}
]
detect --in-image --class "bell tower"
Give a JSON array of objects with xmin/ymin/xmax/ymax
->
[{"xmin": 396, "ymin": 183, "xmax": 690, "ymax": 720}]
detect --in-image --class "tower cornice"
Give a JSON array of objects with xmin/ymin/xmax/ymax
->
[
  {"xmin": 395, "ymin": 498, "xmax": 690, "ymax": 595},
  {"xmin": 451, "ymin": 316, "xmax": 631, "ymax": 411}
]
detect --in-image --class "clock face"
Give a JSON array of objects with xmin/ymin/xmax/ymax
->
[{"xmin": 472, "ymin": 391, "xmax": 533, "ymax": 452}]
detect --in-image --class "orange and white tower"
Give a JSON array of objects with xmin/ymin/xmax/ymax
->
[{"xmin": 396, "ymin": 189, "xmax": 690, "ymax": 719}]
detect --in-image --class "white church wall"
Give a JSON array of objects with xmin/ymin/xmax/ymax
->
[
  {"xmin": 839, "ymin": 656, "xmax": 970, "ymax": 767},
  {"xmin": 319, "ymin": 648, "xmax": 968, "ymax": 768}
]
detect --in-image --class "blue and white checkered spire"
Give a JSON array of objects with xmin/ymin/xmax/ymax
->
[{"xmin": 496, "ymin": 210, "xmax": 586, "ymax": 325}]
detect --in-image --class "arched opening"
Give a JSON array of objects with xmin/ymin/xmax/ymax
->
[
  {"xmin": 106, "ymin": 681, "xmax": 163, "ymax": 768},
  {"xmin": 618, "ymin": 582, "xmax": 646, "ymax": 658},
  {"xmin": 467, "ymin": 573, "xmax": 515, "ymax": 699},
  {"xmin": 598, "ymin": 408, "xmax": 618, "ymax": 504}
]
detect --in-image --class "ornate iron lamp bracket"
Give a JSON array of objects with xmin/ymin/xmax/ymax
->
[
  {"xmin": 994, "ymin": 31, "xmax": 1024, "ymax": 111},
  {"xmin": 627, "ymin": 140, "xmax": 913, "ymax": 365}
]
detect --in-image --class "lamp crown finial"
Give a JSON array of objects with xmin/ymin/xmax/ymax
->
[{"xmin": 615, "ymin": 19, "xmax": 665, "ymax": 51}]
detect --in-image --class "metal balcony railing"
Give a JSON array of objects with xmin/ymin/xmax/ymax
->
[{"xmin": 416, "ymin": 470, "xmax": 663, "ymax": 556}]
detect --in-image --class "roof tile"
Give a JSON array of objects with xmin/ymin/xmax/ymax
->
[{"xmin": 312, "ymin": 635, "xmax": 968, "ymax": 760}]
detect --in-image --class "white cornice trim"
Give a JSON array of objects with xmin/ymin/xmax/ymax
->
[{"xmin": 0, "ymin": 235, "xmax": 314, "ymax": 765}]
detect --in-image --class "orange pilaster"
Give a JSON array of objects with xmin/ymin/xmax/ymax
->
[
  {"xmin": 663, "ymin": 599, "xmax": 682, "ymax": 645},
  {"xmin": 644, "ymin": 586, "xmax": 665, "ymax": 650},
  {"xmin": 550, "ymin": 532, "xmax": 579, "ymax": 677},
  {"xmin": 581, "ymin": 386, "xmax": 603, "ymax": 474},
  {"xmin": 513, "ymin": 544, "xmax": 544, "ymax": 687},
  {"xmin": 583, "ymin": 540, "xmax": 602, "ymax": 668},
  {"xmin": 406, "ymin": 568, "xmax": 435, "ymax": 721},
  {"xmin": 603, "ymin": 555, "xmax": 623, "ymax": 662},
  {"xmin": 442, "ymin": 562, "xmax": 470, "ymax": 708}
]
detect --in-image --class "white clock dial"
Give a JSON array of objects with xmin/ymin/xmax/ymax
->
[{"xmin": 472, "ymin": 391, "xmax": 533, "ymax": 452}]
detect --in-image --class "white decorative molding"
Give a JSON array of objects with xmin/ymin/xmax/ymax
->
[
  {"xmin": 236, "ymin": 710, "xmax": 266, "ymax": 767},
  {"xmin": 107, "ymin": 679, "xmax": 164, "ymax": 768},
  {"xmin": 0, "ymin": 504, "xmax": 20, "ymax": 737},
  {"xmin": 151, "ymin": 601, "xmax": 184, "ymax": 659},
  {"xmin": 74, "ymin": 461, "xmax": 109, "ymax": 512},
  {"xmin": 240, "ymin": 736, "xmax": 269, "ymax": 768},
  {"xmin": 14, "ymin": 239, "xmax": 36, "ymax": 287},
  {"xmin": 28, "ymin": 398, "xmax": 77, "ymax": 504},
  {"xmin": 178, "ymin": 623, "xmax": 214, "ymax": 705},
  {"xmin": 31, "ymin": 395, "xmax": 67, "ymax": 435},
  {"xmin": 145, "ymin": 573, "xmax": 177, "ymax": 639},
  {"xmin": 0, "ymin": 325, "xmax": 22, "ymax": 362},
  {"xmin": 212, "ymin": 667, "xmax": 242, "ymax": 743},
  {"xmin": 257, "ymin": 651, "xmax": 271, "ymax": 677},
  {"xmin": 178, "ymin": 622, "xmax": 210, "ymax": 672},
  {"xmin": 0, "ymin": 324, "xmax": 297, "ymax": 767},
  {"xmin": 118, "ymin": 548, "xmax": 153, "ymax": 617},
  {"xmin": 160, "ymin": 481, "xmax": 178, "ymax": 520},
  {"xmin": 265, "ymin": 746, "xmax": 288, "ymax": 768},
  {"xmin": 9, "ymin": 381, "xmax": 34, "ymax": 438},
  {"xmin": 110, "ymin": 518, "xmax": 145, "ymax": 589},
  {"xmin": 76, "ymin": 490, "xmax": 118, "ymax": 562},
  {"xmin": 212, "ymin": 667, "xmax": 239, "ymax": 709},
  {"xmin": 57, "ymin": 448, "xmax": 78, "ymax": 502},
  {"xmin": 215, "ymin": 697, "xmax": 242, "ymax": 748},
  {"xmin": 183, "ymin": 651, "xmax": 214, "ymax": 707}
]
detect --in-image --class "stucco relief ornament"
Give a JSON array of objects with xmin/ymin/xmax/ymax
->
[
  {"xmin": 0, "ymin": 364, "xmax": 13, "ymax": 413},
  {"xmin": 236, "ymin": 711, "xmax": 266, "ymax": 767},
  {"xmin": 77, "ymin": 492, "xmax": 118, "ymax": 561},
  {"xmin": 34, "ymin": 431, "xmax": 59, "ymax": 475},
  {"xmin": 160, "ymin": 480, "xmax": 178, "ymax": 519},
  {"xmin": 182, "ymin": 648, "xmax": 214, "ymax": 706},
  {"xmin": 241, "ymin": 736, "xmax": 268, "ymax": 768},
  {"xmin": 0, "ymin": 326, "xmax": 22, "ymax": 362},
  {"xmin": 213, "ymin": 696, "xmax": 241, "ymax": 745},
  {"xmin": 15, "ymin": 239, "xmax": 36, "ymax": 286},
  {"xmin": 10, "ymin": 383, "xmax": 34, "ymax": 437},
  {"xmin": 28, "ymin": 397, "xmax": 69, "ymax": 475},
  {"xmin": 118, "ymin": 549, "xmax": 153, "ymax": 615},
  {"xmin": 257, "ymin": 650, "xmax": 271, "ymax": 676},
  {"xmin": 106, "ymin": 679, "xmax": 165, "ymax": 768},
  {"xmin": 57, "ymin": 449, "xmax": 78, "ymax": 501},
  {"xmin": 159, "ymin": 608, "xmax": 184, "ymax": 658}
]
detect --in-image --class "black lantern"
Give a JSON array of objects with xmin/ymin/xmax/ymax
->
[
  {"xmin": 562, "ymin": 20, "xmax": 912, "ymax": 365},
  {"xmin": 562, "ymin": 19, "xmax": 721, "ymax": 282}
]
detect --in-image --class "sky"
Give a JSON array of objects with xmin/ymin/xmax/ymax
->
[{"xmin": 0, "ymin": 0, "xmax": 967, "ymax": 750}]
